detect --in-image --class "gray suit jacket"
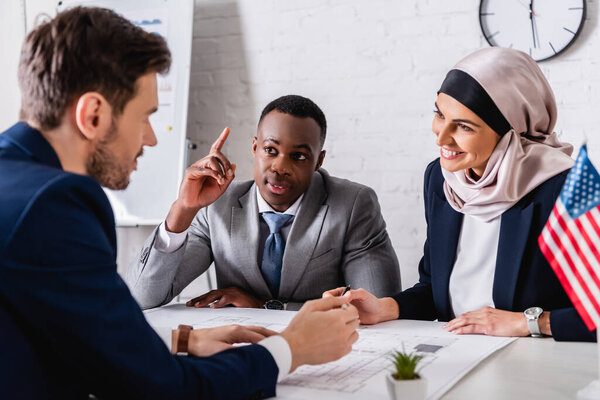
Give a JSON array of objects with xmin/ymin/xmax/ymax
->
[{"xmin": 127, "ymin": 169, "xmax": 401, "ymax": 310}]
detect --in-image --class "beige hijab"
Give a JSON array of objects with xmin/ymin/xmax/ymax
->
[{"xmin": 441, "ymin": 47, "xmax": 574, "ymax": 222}]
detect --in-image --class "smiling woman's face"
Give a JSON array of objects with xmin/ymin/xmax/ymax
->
[{"xmin": 432, "ymin": 93, "xmax": 501, "ymax": 180}]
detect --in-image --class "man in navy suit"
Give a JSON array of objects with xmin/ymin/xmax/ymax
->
[{"xmin": 0, "ymin": 7, "xmax": 359, "ymax": 399}]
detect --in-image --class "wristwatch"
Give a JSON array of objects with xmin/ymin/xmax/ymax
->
[
  {"xmin": 171, "ymin": 324, "xmax": 193, "ymax": 355},
  {"xmin": 264, "ymin": 299, "xmax": 285, "ymax": 310},
  {"xmin": 524, "ymin": 307, "xmax": 543, "ymax": 337}
]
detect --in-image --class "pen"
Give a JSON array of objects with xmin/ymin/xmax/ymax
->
[
  {"xmin": 340, "ymin": 285, "xmax": 351, "ymax": 309},
  {"xmin": 341, "ymin": 285, "xmax": 351, "ymax": 296}
]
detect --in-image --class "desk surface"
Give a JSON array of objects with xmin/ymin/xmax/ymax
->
[
  {"xmin": 444, "ymin": 337, "xmax": 597, "ymax": 399},
  {"xmin": 145, "ymin": 305, "xmax": 598, "ymax": 399}
]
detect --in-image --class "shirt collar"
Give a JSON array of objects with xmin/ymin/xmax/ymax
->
[{"xmin": 256, "ymin": 186, "xmax": 304, "ymax": 216}]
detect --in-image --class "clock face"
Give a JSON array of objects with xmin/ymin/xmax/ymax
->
[{"xmin": 479, "ymin": 0, "xmax": 586, "ymax": 62}]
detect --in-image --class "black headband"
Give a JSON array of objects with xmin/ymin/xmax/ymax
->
[{"xmin": 438, "ymin": 69, "xmax": 511, "ymax": 136}]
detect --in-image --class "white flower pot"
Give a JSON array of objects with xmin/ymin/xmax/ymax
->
[{"xmin": 386, "ymin": 374, "xmax": 427, "ymax": 400}]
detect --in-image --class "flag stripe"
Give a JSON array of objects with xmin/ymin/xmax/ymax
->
[
  {"xmin": 550, "ymin": 206, "xmax": 600, "ymax": 317},
  {"xmin": 539, "ymin": 201, "xmax": 600, "ymax": 329},
  {"xmin": 553, "ymin": 204, "xmax": 600, "ymax": 298},
  {"xmin": 539, "ymin": 229, "xmax": 597, "ymax": 330},
  {"xmin": 587, "ymin": 207, "xmax": 600, "ymax": 238},
  {"xmin": 576, "ymin": 211, "xmax": 600, "ymax": 269},
  {"xmin": 541, "ymin": 227, "xmax": 600, "ymax": 328}
]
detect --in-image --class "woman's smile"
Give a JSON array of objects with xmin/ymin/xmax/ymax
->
[{"xmin": 440, "ymin": 147, "xmax": 465, "ymax": 160}]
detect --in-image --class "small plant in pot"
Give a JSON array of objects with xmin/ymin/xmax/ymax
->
[{"xmin": 386, "ymin": 349, "xmax": 427, "ymax": 400}]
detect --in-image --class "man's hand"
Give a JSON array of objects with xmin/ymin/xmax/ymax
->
[
  {"xmin": 186, "ymin": 286, "xmax": 265, "ymax": 309},
  {"xmin": 322, "ymin": 287, "xmax": 399, "ymax": 325},
  {"xmin": 165, "ymin": 127, "xmax": 236, "ymax": 233},
  {"xmin": 443, "ymin": 306, "xmax": 533, "ymax": 337},
  {"xmin": 186, "ymin": 325, "xmax": 277, "ymax": 357},
  {"xmin": 280, "ymin": 297, "xmax": 360, "ymax": 372}
]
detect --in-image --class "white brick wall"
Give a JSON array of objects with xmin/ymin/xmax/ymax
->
[
  {"xmin": 2, "ymin": 1, "xmax": 599, "ymax": 296},
  {"xmin": 183, "ymin": 0, "xmax": 600, "ymax": 291}
]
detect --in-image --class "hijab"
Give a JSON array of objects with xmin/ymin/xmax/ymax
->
[{"xmin": 438, "ymin": 47, "xmax": 574, "ymax": 222}]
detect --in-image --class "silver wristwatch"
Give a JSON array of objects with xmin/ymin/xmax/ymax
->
[{"xmin": 524, "ymin": 307, "xmax": 543, "ymax": 337}]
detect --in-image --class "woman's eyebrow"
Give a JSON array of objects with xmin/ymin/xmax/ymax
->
[{"xmin": 452, "ymin": 118, "xmax": 481, "ymax": 127}]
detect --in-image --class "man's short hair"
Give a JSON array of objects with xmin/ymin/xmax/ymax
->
[
  {"xmin": 18, "ymin": 6, "xmax": 172, "ymax": 130},
  {"xmin": 258, "ymin": 95, "xmax": 327, "ymax": 147}
]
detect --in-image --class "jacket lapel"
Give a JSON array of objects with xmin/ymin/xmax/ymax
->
[
  {"xmin": 230, "ymin": 184, "xmax": 273, "ymax": 299},
  {"xmin": 279, "ymin": 171, "xmax": 328, "ymax": 300},
  {"xmin": 430, "ymin": 193, "xmax": 463, "ymax": 319},
  {"xmin": 493, "ymin": 202, "xmax": 534, "ymax": 310}
]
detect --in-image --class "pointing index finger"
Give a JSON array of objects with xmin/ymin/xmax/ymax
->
[{"xmin": 211, "ymin": 127, "xmax": 230, "ymax": 153}]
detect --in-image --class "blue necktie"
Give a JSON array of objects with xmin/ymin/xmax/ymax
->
[{"xmin": 261, "ymin": 212, "xmax": 293, "ymax": 297}]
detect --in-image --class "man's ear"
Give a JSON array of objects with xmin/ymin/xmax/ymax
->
[
  {"xmin": 315, "ymin": 150, "xmax": 326, "ymax": 170},
  {"xmin": 74, "ymin": 92, "xmax": 112, "ymax": 141},
  {"xmin": 251, "ymin": 136, "xmax": 258, "ymax": 156}
]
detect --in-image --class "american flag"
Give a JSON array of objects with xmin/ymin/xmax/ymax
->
[{"xmin": 538, "ymin": 144, "xmax": 600, "ymax": 331}]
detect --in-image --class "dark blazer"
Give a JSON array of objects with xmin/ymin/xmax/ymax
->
[
  {"xmin": 0, "ymin": 122, "xmax": 278, "ymax": 400},
  {"xmin": 393, "ymin": 159, "xmax": 596, "ymax": 342}
]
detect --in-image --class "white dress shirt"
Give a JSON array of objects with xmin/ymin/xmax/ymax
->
[
  {"xmin": 154, "ymin": 188, "xmax": 304, "ymax": 253},
  {"xmin": 153, "ymin": 187, "xmax": 303, "ymax": 381},
  {"xmin": 448, "ymin": 214, "xmax": 501, "ymax": 318}
]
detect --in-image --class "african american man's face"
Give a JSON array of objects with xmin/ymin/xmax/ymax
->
[{"xmin": 252, "ymin": 110, "xmax": 325, "ymax": 212}]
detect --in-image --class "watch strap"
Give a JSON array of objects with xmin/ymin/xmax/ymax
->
[
  {"xmin": 527, "ymin": 318, "xmax": 541, "ymax": 336},
  {"xmin": 171, "ymin": 324, "xmax": 193, "ymax": 355}
]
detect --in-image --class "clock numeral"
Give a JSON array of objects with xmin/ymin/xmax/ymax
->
[
  {"xmin": 563, "ymin": 27, "xmax": 577, "ymax": 35},
  {"xmin": 549, "ymin": 42, "xmax": 557, "ymax": 54},
  {"xmin": 480, "ymin": 12, "xmax": 495, "ymax": 16},
  {"xmin": 568, "ymin": 7, "xmax": 584, "ymax": 10}
]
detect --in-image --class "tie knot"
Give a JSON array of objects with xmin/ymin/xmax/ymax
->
[{"xmin": 262, "ymin": 212, "xmax": 293, "ymax": 234}]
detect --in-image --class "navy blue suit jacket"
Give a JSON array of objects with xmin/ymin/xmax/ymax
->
[
  {"xmin": 393, "ymin": 159, "xmax": 596, "ymax": 342},
  {"xmin": 0, "ymin": 123, "xmax": 278, "ymax": 399}
]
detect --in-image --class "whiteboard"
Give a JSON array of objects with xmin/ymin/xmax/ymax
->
[{"xmin": 25, "ymin": 0, "xmax": 194, "ymax": 226}]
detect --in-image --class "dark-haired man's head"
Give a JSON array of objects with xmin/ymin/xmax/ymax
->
[
  {"xmin": 252, "ymin": 95, "xmax": 327, "ymax": 211},
  {"xmin": 18, "ymin": 6, "xmax": 171, "ymax": 189}
]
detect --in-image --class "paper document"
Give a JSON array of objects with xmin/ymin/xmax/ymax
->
[{"xmin": 144, "ymin": 305, "xmax": 515, "ymax": 400}]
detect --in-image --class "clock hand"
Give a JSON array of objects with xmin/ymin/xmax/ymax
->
[
  {"xmin": 529, "ymin": 0, "xmax": 537, "ymax": 48},
  {"xmin": 515, "ymin": 0, "xmax": 539, "ymax": 15},
  {"xmin": 532, "ymin": 5, "xmax": 541, "ymax": 50}
]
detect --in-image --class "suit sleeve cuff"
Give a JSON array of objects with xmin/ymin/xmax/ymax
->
[
  {"xmin": 154, "ymin": 222, "xmax": 188, "ymax": 253},
  {"xmin": 258, "ymin": 335, "xmax": 292, "ymax": 382}
]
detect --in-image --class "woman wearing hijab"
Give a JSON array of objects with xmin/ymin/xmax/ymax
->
[{"xmin": 325, "ymin": 47, "xmax": 595, "ymax": 342}]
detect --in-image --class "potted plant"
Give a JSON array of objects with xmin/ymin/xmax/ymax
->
[{"xmin": 386, "ymin": 349, "xmax": 427, "ymax": 400}]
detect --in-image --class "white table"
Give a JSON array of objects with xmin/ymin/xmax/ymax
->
[
  {"xmin": 145, "ymin": 305, "xmax": 598, "ymax": 399},
  {"xmin": 443, "ymin": 337, "xmax": 597, "ymax": 399}
]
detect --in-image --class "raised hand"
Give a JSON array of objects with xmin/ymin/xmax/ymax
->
[{"xmin": 166, "ymin": 127, "xmax": 236, "ymax": 232}]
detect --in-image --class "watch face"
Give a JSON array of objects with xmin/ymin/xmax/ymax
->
[
  {"xmin": 265, "ymin": 300, "xmax": 284, "ymax": 310},
  {"xmin": 524, "ymin": 307, "xmax": 543, "ymax": 316},
  {"xmin": 479, "ymin": 0, "xmax": 586, "ymax": 62}
]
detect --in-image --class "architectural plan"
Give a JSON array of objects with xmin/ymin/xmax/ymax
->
[{"xmin": 144, "ymin": 305, "xmax": 515, "ymax": 399}]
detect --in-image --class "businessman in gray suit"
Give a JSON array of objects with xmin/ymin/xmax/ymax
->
[{"xmin": 127, "ymin": 95, "xmax": 400, "ymax": 310}]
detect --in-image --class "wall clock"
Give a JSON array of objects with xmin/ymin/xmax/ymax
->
[{"xmin": 479, "ymin": 0, "xmax": 586, "ymax": 62}]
